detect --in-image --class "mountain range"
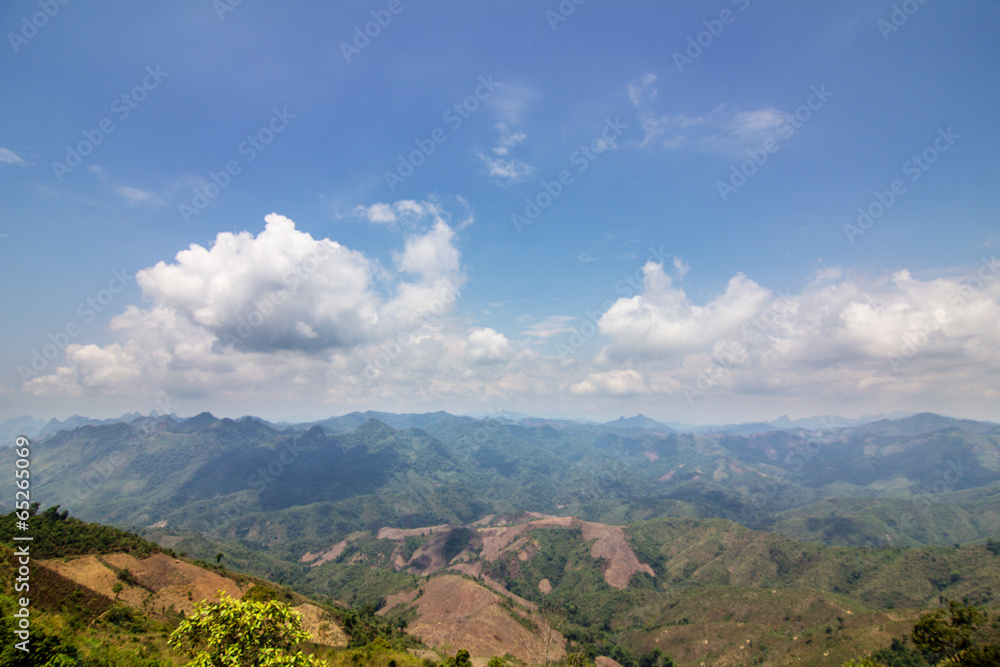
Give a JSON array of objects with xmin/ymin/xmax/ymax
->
[
  {"xmin": 3, "ymin": 410, "xmax": 998, "ymax": 552},
  {"xmin": 3, "ymin": 410, "xmax": 1000, "ymax": 665}
]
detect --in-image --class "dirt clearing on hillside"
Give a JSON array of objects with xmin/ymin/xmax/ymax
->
[{"xmin": 381, "ymin": 574, "xmax": 564, "ymax": 663}]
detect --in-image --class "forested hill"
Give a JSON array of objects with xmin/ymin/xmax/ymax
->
[{"xmin": 1, "ymin": 410, "xmax": 998, "ymax": 555}]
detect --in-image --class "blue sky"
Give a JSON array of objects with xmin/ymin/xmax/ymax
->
[{"xmin": 1, "ymin": 0, "xmax": 998, "ymax": 423}]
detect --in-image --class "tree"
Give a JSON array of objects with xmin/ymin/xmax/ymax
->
[
  {"xmin": 867, "ymin": 636, "xmax": 928, "ymax": 667},
  {"xmin": 242, "ymin": 585, "xmax": 279, "ymax": 603},
  {"xmin": 911, "ymin": 599, "xmax": 986, "ymax": 663},
  {"xmin": 168, "ymin": 591, "xmax": 324, "ymax": 667}
]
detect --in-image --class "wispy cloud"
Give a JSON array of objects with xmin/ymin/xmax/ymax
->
[
  {"xmin": 479, "ymin": 153, "xmax": 535, "ymax": 184},
  {"xmin": 522, "ymin": 315, "xmax": 576, "ymax": 340},
  {"xmin": 89, "ymin": 165, "xmax": 164, "ymax": 206},
  {"xmin": 0, "ymin": 148, "xmax": 27, "ymax": 166},
  {"xmin": 355, "ymin": 197, "xmax": 474, "ymax": 231},
  {"xmin": 627, "ymin": 73, "xmax": 787, "ymax": 154},
  {"xmin": 487, "ymin": 83, "xmax": 534, "ymax": 125},
  {"xmin": 115, "ymin": 185, "xmax": 165, "ymax": 206},
  {"xmin": 491, "ymin": 122, "xmax": 526, "ymax": 157},
  {"xmin": 479, "ymin": 122, "xmax": 534, "ymax": 184}
]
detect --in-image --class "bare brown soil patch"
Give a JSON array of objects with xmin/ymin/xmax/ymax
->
[
  {"xmin": 382, "ymin": 574, "xmax": 564, "ymax": 664},
  {"xmin": 295, "ymin": 602, "xmax": 349, "ymax": 647},
  {"xmin": 302, "ymin": 535, "xmax": 354, "ymax": 567},
  {"xmin": 579, "ymin": 522, "xmax": 654, "ymax": 589},
  {"xmin": 33, "ymin": 562, "xmax": 113, "ymax": 621},
  {"xmin": 378, "ymin": 587, "xmax": 421, "ymax": 614},
  {"xmin": 406, "ymin": 530, "xmax": 459, "ymax": 575},
  {"xmin": 42, "ymin": 552, "xmax": 345, "ymax": 646},
  {"xmin": 478, "ymin": 514, "xmax": 653, "ymax": 590},
  {"xmin": 44, "ymin": 552, "xmax": 245, "ymax": 617}
]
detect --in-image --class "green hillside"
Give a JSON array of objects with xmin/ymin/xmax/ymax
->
[
  {"xmin": 4, "ymin": 411, "xmax": 999, "ymax": 558},
  {"xmin": 4, "ymin": 411, "xmax": 1000, "ymax": 665}
]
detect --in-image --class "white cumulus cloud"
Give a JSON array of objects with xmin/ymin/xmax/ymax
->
[
  {"xmin": 466, "ymin": 328, "xmax": 513, "ymax": 365},
  {"xmin": 569, "ymin": 369, "xmax": 646, "ymax": 396}
]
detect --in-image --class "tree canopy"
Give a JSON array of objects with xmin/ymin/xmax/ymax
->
[{"xmin": 168, "ymin": 591, "xmax": 323, "ymax": 667}]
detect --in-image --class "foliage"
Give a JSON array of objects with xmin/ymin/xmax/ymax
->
[
  {"xmin": 243, "ymin": 584, "xmax": 280, "ymax": 602},
  {"xmin": 866, "ymin": 636, "xmax": 929, "ymax": 666},
  {"xmin": 168, "ymin": 591, "xmax": 324, "ymax": 667},
  {"xmin": 401, "ymin": 535, "xmax": 426, "ymax": 562},
  {"xmin": 329, "ymin": 602, "xmax": 419, "ymax": 650},
  {"xmin": 103, "ymin": 603, "xmax": 148, "ymax": 633},
  {"xmin": 0, "ymin": 593, "xmax": 171, "ymax": 667},
  {"xmin": 303, "ymin": 563, "xmax": 419, "ymax": 610},
  {"xmin": 911, "ymin": 599, "xmax": 986, "ymax": 662},
  {"xmin": 442, "ymin": 649, "xmax": 472, "ymax": 667},
  {"xmin": 935, "ymin": 644, "xmax": 1000, "ymax": 666},
  {"xmin": 638, "ymin": 647, "xmax": 675, "ymax": 667},
  {"xmin": 10, "ymin": 412, "xmax": 1000, "ymax": 555},
  {"xmin": 0, "ymin": 505, "xmax": 159, "ymax": 559}
]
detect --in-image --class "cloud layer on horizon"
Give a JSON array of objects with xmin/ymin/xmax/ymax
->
[{"xmin": 16, "ymin": 208, "xmax": 1000, "ymax": 419}]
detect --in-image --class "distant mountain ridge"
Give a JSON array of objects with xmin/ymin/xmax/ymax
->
[
  {"xmin": 1, "ymin": 407, "xmax": 968, "ymax": 445},
  {"xmin": 604, "ymin": 413, "xmax": 676, "ymax": 432},
  {"xmin": 2, "ymin": 409, "xmax": 998, "ymax": 553}
]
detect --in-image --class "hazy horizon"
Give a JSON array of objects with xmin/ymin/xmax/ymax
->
[{"xmin": 3, "ymin": 2, "xmax": 998, "ymax": 427}]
